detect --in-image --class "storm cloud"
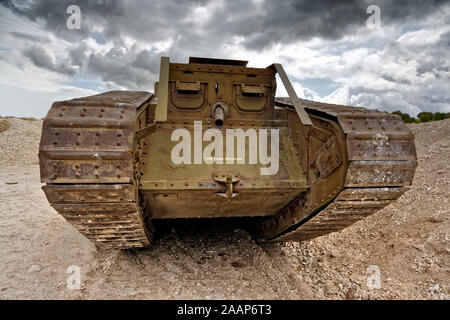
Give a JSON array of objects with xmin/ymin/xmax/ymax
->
[{"xmin": 0, "ymin": 0, "xmax": 449, "ymax": 118}]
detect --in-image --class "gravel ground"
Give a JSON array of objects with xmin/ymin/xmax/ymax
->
[
  {"xmin": 0, "ymin": 117, "xmax": 448, "ymax": 299},
  {"xmin": 0, "ymin": 118, "xmax": 42, "ymax": 168}
]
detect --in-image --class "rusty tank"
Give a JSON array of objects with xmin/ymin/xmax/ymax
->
[{"xmin": 39, "ymin": 57, "xmax": 417, "ymax": 248}]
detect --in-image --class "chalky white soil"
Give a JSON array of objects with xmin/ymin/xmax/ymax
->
[{"xmin": 0, "ymin": 118, "xmax": 448, "ymax": 299}]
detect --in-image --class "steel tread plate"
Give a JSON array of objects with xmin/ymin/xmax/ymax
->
[
  {"xmin": 42, "ymin": 184, "xmax": 134, "ymax": 203},
  {"xmin": 40, "ymin": 91, "xmax": 153, "ymax": 249},
  {"xmin": 271, "ymin": 97, "xmax": 417, "ymax": 242},
  {"xmin": 40, "ymin": 91, "xmax": 152, "ymax": 183}
]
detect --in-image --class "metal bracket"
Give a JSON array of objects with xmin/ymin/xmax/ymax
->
[
  {"xmin": 155, "ymin": 56, "xmax": 170, "ymax": 122},
  {"xmin": 271, "ymin": 63, "xmax": 312, "ymax": 126},
  {"xmin": 136, "ymin": 123, "xmax": 156, "ymax": 140},
  {"xmin": 313, "ymin": 136, "xmax": 341, "ymax": 179},
  {"xmin": 214, "ymin": 173, "xmax": 240, "ymax": 198}
]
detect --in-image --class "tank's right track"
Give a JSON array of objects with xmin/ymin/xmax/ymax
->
[
  {"xmin": 260, "ymin": 98, "xmax": 418, "ymax": 241},
  {"xmin": 39, "ymin": 91, "xmax": 153, "ymax": 249}
]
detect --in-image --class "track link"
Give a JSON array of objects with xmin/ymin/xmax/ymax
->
[
  {"xmin": 39, "ymin": 91, "xmax": 153, "ymax": 248},
  {"xmin": 269, "ymin": 98, "xmax": 417, "ymax": 241}
]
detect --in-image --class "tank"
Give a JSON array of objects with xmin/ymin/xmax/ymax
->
[{"xmin": 39, "ymin": 57, "xmax": 417, "ymax": 248}]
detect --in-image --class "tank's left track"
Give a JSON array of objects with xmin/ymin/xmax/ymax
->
[{"xmin": 39, "ymin": 91, "xmax": 153, "ymax": 249}]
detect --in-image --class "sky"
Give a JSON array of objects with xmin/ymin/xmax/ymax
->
[{"xmin": 0, "ymin": 0, "xmax": 449, "ymax": 118}]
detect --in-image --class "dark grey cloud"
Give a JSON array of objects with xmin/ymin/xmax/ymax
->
[
  {"xmin": 86, "ymin": 46, "xmax": 155, "ymax": 89},
  {"xmin": 131, "ymin": 49, "xmax": 161, "ymax": 74},
  {"xmin": 4, "ymin": 0, "xmax": 449, "ymax": 49},
  {"xmin": 1, "ymin": 0, "xmax": 449, "ymax": 114},
  {"xmin": 6, "ymin": 0, "xmax": 448, "ymax": 85},
  {"xmin": 23, "ymin": 44, "xmax": 76, "ymax": 75}
]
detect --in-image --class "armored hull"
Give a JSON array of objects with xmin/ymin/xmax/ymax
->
[{"xmin": 39, "ymin": 57, "xmax": 417, "ymax": 248}]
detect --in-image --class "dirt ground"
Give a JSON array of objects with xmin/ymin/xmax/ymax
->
[{"xmin": 0, "ymin": 117, "xmax": 448, "ymax": 300}]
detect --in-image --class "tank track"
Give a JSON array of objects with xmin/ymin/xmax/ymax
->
[
  {"xmin": 39, "ymin": 91, "xmax": 417, "ymax": 247},
  {"xmin": 261, "ymin": 98, "xmax": 418, "ymax": 241},
  {"xmin": 39, "ymin": 91, "xmax": 153, "ymax": 249}
]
